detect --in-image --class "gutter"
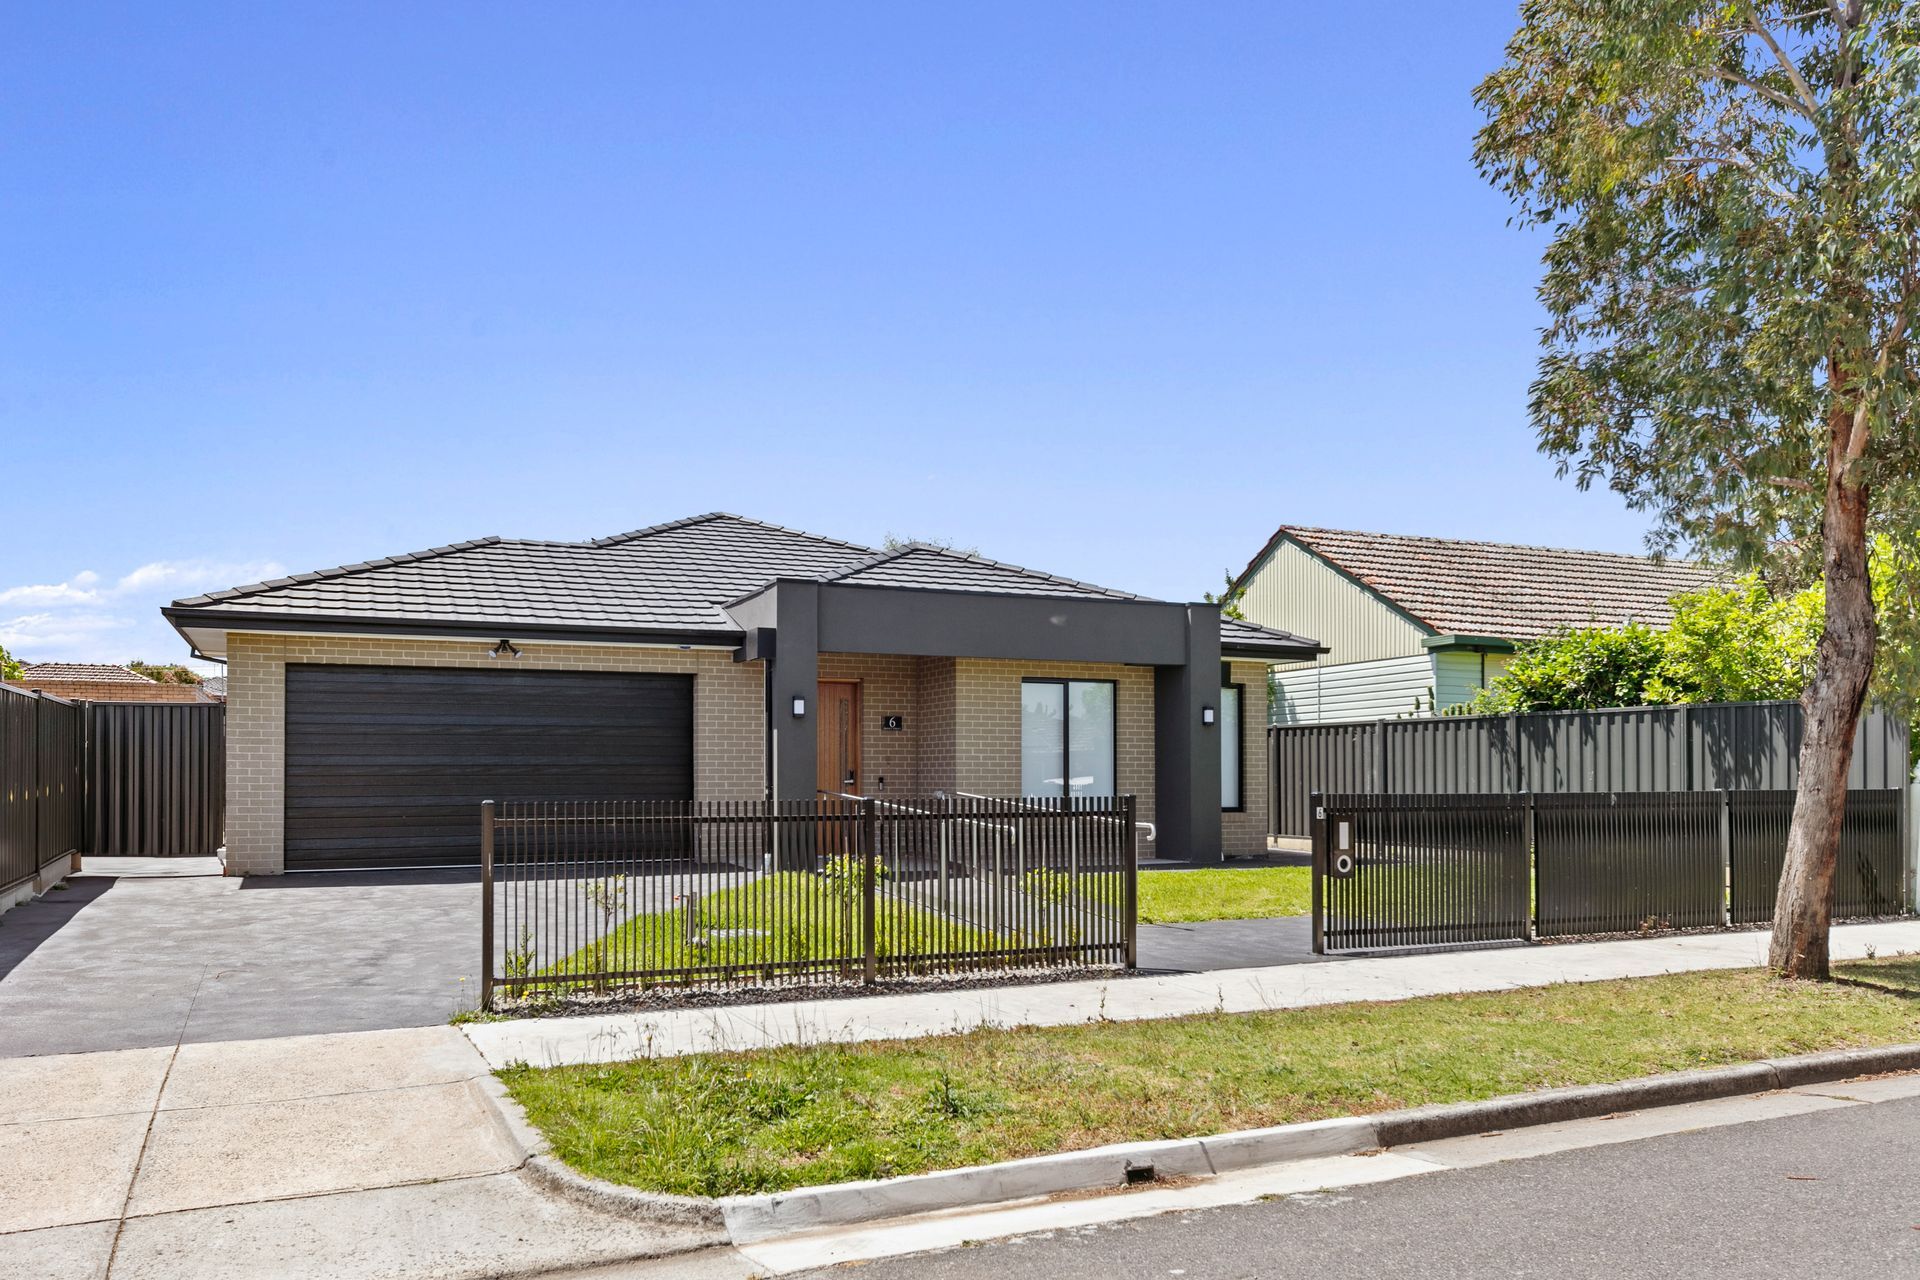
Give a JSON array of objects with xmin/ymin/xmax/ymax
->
[{"xmin": 1419, "ymin": 633, "xmax": 1518, "ymax": 653}]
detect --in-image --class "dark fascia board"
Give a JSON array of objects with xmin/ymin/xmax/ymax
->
[
  {"xmin": 1231, "ymin": 528, "xmax": 1437, "ymax": 637},
  {"xmin": 1221, "ymin": 638, "xmax": 1324, "ymax": 662},
  {"xmin": 811, "ymin": 581, "xmax": 1191, "ymax": 665},
  {"xmin": 732, "ymin": 627, "xmax": 777, "ymax": 663},
  {"xmin": 1419, "ymin": 633, "xmax": 1518, "ymax": 653},
  {"xmin": 161, "ymin": 606, "xmax": 744, "ymax": 654}
]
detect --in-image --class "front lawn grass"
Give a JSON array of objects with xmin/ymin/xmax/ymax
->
[
  {"xmin": 1136, "ymin": 866, "xmax": 1311, "ymax": 923},
  {"xmin": 527, "ymin": 870, "xmax": 1001, "ymax": 985},
  {"xmin": 500, "ymin": 953, "xmax": 1920, "ymax": 1197}
]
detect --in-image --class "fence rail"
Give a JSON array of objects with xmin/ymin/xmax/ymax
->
[
  {"xmin": 480, "ymin": 794, "xmax": 1137, "ymax": 1007},
  {"xmin": 1312, "ymin": 788, "xmax": 1909, "ymax": 954},
  {"xmin": 1272, "ymin": 700, "xmax": 1910, "ymax": 838}
]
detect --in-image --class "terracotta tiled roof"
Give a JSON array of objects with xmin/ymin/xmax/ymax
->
[
  {"xmin": 1250, "ymin": 526, "xmax": 1723, "ymax": 641},
  {"xmin": 18, "ymin": 663, "xmax": 157, "ymax": 685}
]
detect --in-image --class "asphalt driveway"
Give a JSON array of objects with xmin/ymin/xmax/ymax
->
[
  {"xmin": 0, "ymin": 861, "xmax": 482, "ymax": 1057},
  {"xmin": 0, "ymin": 860, "xmax": 1321, "ymax": 1058}
]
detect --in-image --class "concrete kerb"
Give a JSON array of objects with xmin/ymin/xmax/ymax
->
[
  {"xmin": 470, "ymin": 1072, "xmax": 726, "ymax": 1234},
  {"xmin": 467, "ymin": 1042, "xmax": 1920, "ymax": 1247}
]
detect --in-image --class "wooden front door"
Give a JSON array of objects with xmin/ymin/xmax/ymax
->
[{"xmin": 816, "ymin": 680, "xmax": 862, "ymax": 797}]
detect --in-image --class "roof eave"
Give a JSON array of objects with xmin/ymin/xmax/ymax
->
[
  {"xmin": 1221, "ymin": 640, "xmax": 1326, "ymax": 662},
  {"xmin": 162, "ymin": 606, "xmax": 747, "ymax": 657},
  {"xmin": 1419, "ymin": 633, "xmax": 1518, "ymax": 653}
]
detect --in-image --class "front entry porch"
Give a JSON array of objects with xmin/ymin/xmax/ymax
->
[{"xmin": 728, "ymin": 577, "xmax": 1270, "ymax": 861}]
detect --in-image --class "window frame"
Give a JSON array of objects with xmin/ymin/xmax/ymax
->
[
  {"xmin": 1220, "ymin": 682, "xmax": 1246, "ymax": 812},
  {"xmin": 1018, "ymin": 676, "xmax": 1119, "ymax": 800}
]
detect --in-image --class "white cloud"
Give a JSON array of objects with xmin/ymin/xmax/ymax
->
[
  {"xmin": 0, "ymin": 558, "xmax": 284, "ymax": 670},
  {"xmin": 0, "ymin": 582, "xmax": 103, "ymax": 607}
]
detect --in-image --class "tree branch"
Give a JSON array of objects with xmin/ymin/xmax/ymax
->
[
  {"xmin": 1708, "ymin": 66, "xmax": 1817, "ymax": 119},
  {"xmin": 1742, "ymin": 3, "xmax": 1824, "ymax": 119},
  {"xmin": 1845, "ymin": 301, "xmax": 1911, "ymax": 462}
]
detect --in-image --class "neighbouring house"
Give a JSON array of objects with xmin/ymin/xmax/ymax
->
[
  {"xmin": 2, "ymin": 662, "xmax": 213, "ymax": 704},
  {"xmin": 199, "ymin": 676, "xmax": 227, "ymax": 702},
  {"xmin": 1229, "ymin": 525, "xmax": 1718, "ymax": 724},
  {"xmin": 162, "ymin": 513, "xmax": 1320, "ymax": 874}
]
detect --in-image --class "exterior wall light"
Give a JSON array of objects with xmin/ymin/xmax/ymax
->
[
  {"xmin": 489, "ymin": 639, "xmax": 522, "ymax": 659},
  {"xmin": 792, "ymin": 695, "xmax": 807, "ymax": 718},
  {"xmin": 1201, "ymin": 705, "xmax": 1216, "ymax": 725}
]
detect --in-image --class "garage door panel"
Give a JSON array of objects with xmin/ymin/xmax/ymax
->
[{"xmin": 283, "ymin": 665, "xmax": 695, "ymax": 869}]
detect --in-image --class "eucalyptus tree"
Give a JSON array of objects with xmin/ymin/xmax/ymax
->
[{"xmin": 1475, "ymin": 2, "xmax": 1920, "ymax": 977}]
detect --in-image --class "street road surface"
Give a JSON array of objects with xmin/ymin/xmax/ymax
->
[{"xmin": 792, "ymin": 1094, "xmax": 1920, "ymax": 1279}]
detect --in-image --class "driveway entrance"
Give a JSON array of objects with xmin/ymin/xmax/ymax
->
[
  {"xmin": 0, "ymin": 859, "xmax": 1324, "ymax": 1058},
  {"xmin": 0, "ymin": 860, "xmax": 481, "ymax": 1057}
]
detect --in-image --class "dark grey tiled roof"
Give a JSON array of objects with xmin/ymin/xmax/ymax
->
[
  {"xmin": 826, "ymin": 545, "xmax": 1142, "ymax": 600},
  {"xmin": 169, "ymin": 513, "xmax": 1321, "ymax": 653},
  {"xmin": 171, "ymin": 515, "xmax": 875, "ymax": 633},
  {"xmin": 1220, "ymin": 616, "xmax": 1320, "ymax": 655}
]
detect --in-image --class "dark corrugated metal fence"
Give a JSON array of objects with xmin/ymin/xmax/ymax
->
[
  {"xmin": 1313, "ymin": 787, "xmax": 1909, "ymax": 953},
  {"xmin": 85, "ymin": 702, "xmax": 225, "ymax": 856},
  {"xmin": 1273, "ymin": 700, "xmax": 1910, "ymax": 838},
  {"xmin": 1, "ymin": 686, "xmax": 85, "ymax": 890}
]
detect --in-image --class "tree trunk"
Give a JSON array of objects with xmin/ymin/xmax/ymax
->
[{"xmin": 1769, "ymin": 385, "xmax": 1876, "ymax": 980}]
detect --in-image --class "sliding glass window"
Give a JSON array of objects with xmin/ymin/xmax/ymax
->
[{"xmin": 1020, "ymin": 679, "xmax": 1117, "ymax": 798}]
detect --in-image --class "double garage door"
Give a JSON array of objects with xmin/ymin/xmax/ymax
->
[{"xmin": 284, "ymin": 665, "xmax": 693, "ymax": 869}]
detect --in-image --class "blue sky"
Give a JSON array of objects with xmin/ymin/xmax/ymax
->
[{"xmin": 1, "ymin": 3, "xmax": 1655, "ymax": 669}]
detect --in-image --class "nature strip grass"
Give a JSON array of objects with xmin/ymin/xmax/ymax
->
[
  {"xmin": 1135, "ymin": 866, "xmax": 1311, "ymax": 923},
  {"xmin": 499, "ymin": 953, "xmax": 1920, "ymax": 1198}
]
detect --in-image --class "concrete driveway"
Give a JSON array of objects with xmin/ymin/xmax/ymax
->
[
  {"xmin": 0, "ymin": 1025, "xmax": 710, "ymax": 1279},
  {"xmin": 0, "ymin": 859, "xmax": 1322, "ymax": 1059}
]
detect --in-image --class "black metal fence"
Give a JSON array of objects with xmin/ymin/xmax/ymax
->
[
  {"xmin": 1312, "ymin": 788, "xmax": 1908, "ymax": 953},
  {"xmin": 85, "ymin": 702, "xmax": 226, "ymax": 856},
  {"xmin": 0, "ymin": 686, "xmax": 85, "ymax": 892},
  {"xmin": 480, "ymin": 793, "xmax": 1138, "ymax": 1007},
  {"xmin": 1271, "ymin": 700, "xmax": 1911, "ymax": 838}
]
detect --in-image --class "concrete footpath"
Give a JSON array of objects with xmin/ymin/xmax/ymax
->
[
  {"xmin": 465, "ymin": 918, "xmax": 1920, "ymax": 1069},
  {"xmin": 0, "ymin": 1027, "xmax": 717, "ymax": 1280}
]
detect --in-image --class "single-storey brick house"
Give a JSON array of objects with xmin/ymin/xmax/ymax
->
[
  {"xmin": 3, "ymin": 662, "xmax": 215, "ymax": 704},
  {"xmin": 163, "ymin": 514, "xmax": 1319, "ymax": 874}
]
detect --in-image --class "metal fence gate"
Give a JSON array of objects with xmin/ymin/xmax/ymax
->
[
  {"xmin": 0, "ymin": 686, "xmax": 225, "ymax": 888},
  {"xmin": 85, "ymin": 702, "xmax": 226, "ymax": 856},
  {"xmin": 1312, "ymin": 788, "xmax": 1909, "ymax": 954},
  {"xmin": 0, "ymin": 687, "xmax": 85, "ymax": 893}
]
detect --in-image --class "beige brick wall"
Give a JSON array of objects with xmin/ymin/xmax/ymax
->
[
  {"xmin": 224, "ymin": 633, "xmax": 765, "ymax": 876},
  {"xmin": 914, "ymin": 657, "xmax": 957, "ymax": 794}
]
